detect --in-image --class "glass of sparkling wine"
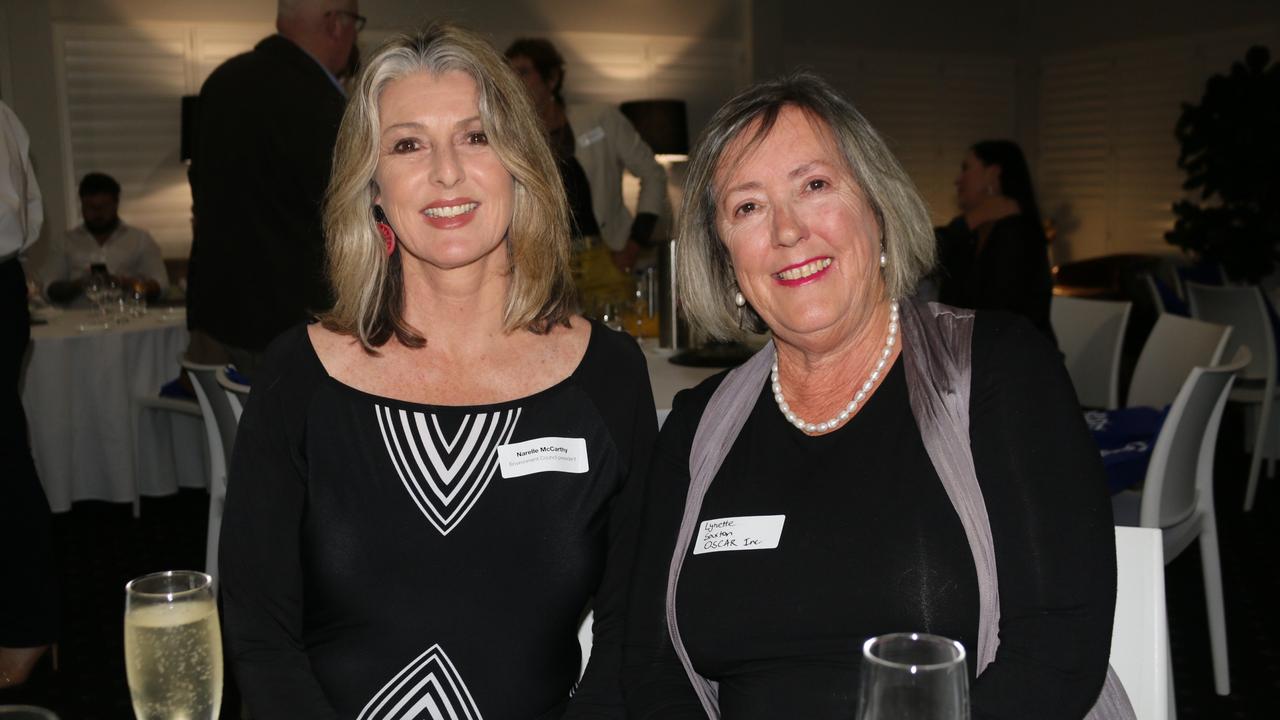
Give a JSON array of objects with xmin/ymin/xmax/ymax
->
[
  {"xmin": 856, "ymin": 632, "xmax": 968, "ymax": 720},
  {"xmin": 124, "ymin": 571, "xmax": 223, "ymax": 720}
]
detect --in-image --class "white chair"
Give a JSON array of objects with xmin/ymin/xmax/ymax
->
[
  {"xmin": 577, "ymin": 610, "xmax": 594, "ymax": 681},
  {"xmin": 182, "ymin": 359, "xmax": 240, "ymax": 583},
  {"xmin": 1187, "ymin": 283, "xmax": 1276, "ymax": 511},
  {"xmin": 1141, "ymin": 273, "xmax": 1166, "ymax": 317},
  {"xmin": 1126, "ymin": 314, "xmax": 1230, "ymax": 409},
  {"xmin": 1051, "ymin": 296, "xmax": 1132, "ymax": 409},
  {"xmin": 1113, "ymin": 349, "xmax": 1249, "ymax": 698},
  {"xmin": 1110, "ymin": 526, "xmax": 1170, "ymax": 720},
  {"xmin": 130, "ymin": 393, "xmax": 203, "ymax": 518},
  {"xmin": 216, "ymin": 366, "xmax": 250, "ymax": 422}
]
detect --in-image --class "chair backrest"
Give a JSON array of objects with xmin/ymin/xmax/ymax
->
[
  {"xmin": 1110, "ymin": 526, "xmax": 1169, "ymax": 720},
  {"xmin": 1140, "ymin": 348, "xmax": 1249, "ymax": 529},
  {"xmin": 184, "ymin": 359, "xmax": 241, "ymax": 581},
  {"xmin": 1127, "ymin": 313, "xmax": 1231, "ymax": 408},
  {"xmin": 1186, "ymin": 282, "xmax": 1276, "ymax": 385},
  {"xmin": 216, "ymin": 366, "xmax": 250, "ymax": 423},
  {"xmin": 183, "ymin": 359, "xmax": 238, "ymax": 471},
  {"xmin": 1140, "ymin": 273, "xmax": 1165, "ymax": 316},
  {"xmin": 1051, "ymin": 296, "xmax": 1132, "ymax": 409}
]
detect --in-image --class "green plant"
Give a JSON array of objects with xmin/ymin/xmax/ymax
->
[{"xmin": 1166, "ymin": 45, "xmax": 1280, "ymax": 283}]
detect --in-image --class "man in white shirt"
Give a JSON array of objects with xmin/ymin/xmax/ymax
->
[{"xmin": 41, "ymin": 172, "xmax": 168, "ymax": 304}]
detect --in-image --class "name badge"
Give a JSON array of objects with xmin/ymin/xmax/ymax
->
[
  {"xmin": 692, "ymin": 515, "xmax": 786, "ymax": 555},
  {"xmin": 577, "ymin": 126, "xmax": 605, "ymax": 147},
  {"xmin": 497, "ymin": 437, "xmax": 589, "ymax": 478}
]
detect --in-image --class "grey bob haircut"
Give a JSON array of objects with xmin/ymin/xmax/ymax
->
[{"xmin": 677, "ymin": 71, "xmax": 936, "ymax": 340}]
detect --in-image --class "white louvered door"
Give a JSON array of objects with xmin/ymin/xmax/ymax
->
[
  {"xmin": 1039, "ymin": 26, "xmax": 1278, "ymax": 262},
  {"xmin": 786, "ymin": 44, "xmax": 1017, "ymax": 225}
]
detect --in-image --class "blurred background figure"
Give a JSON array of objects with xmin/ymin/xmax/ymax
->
[
  {"xmin": 505, "ymin": 37, "xmax": 667, "ymax": 314},
  {"xmin": 40, "ymin": 172, "xmax": 168, "ymax": 305},
  {"xmin": 936, "ymin": 139, "xmax": 1057, "ymax": 347},
  {"xmin": 0, "ymin": 99, "xmax": 58, "ymax": 702},
  {"xmin": 185, "ymin": 0, "xmax": 361, "ymax": 379}
]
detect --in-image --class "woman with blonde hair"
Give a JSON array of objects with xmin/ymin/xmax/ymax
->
[
  {"xmin": 623, "ymin": 73, "xmax": 1124, "ymax": 718},
  {"xmin": 220, "ymin": 22, "xmax": 656, "ymax": 719}
]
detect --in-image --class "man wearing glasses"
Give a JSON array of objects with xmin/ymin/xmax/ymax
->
[{"xmin": 185, "ymin": 1, "xmax": 363, "ymax": 378}]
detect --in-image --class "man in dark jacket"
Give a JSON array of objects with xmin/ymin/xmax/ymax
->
[{"xmin": 186, "ymin": 0, "xmax": 362, "ymax": 377}]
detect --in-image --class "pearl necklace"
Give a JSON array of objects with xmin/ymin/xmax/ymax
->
[{"xmin": 771, "ymin": 299, "xmax": 900, "ymax": 435}]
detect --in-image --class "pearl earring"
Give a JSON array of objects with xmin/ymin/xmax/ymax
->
[
  {"xmin": 734, "ymin": 291, "xmax": 745, "ymax": 308},
  {"xmin": 880, "ymin": 250, "xmax": 887, "ymax": 268}
]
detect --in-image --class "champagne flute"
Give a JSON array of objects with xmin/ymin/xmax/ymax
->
[
  {"xmin": 124, "ymin": 571, "xmax": 223, "ymax": 720},
  {"xmin": 856, "ymin": 632, "xmax": 969, "ymax": 720}
]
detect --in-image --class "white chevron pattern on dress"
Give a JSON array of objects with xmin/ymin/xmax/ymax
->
[
  {"xmin": 356, "ymin": 643, "xmax": 483, "ymax": 720},
  {"xmin": 375, "ymin": 405, "xmax": 521, "ymax": 536}
]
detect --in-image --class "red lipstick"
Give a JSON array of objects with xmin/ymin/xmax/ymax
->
[
  {"xmin": 773, "ymin": 256, "xmax": 833, "ymax": 287},
  {"xmin": 422, "ymin": 197, "xmax": 479, "ymax": 230}
]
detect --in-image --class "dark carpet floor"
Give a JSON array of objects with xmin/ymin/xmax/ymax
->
[{"xmin": 3, "ymin": 411, "xmax": 1280, "ymax": 719}]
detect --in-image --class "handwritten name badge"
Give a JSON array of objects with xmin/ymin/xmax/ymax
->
[
  {"xmin": 497, "ymin": 437, "xmax": 590, "ymax": 478},
  {"xmin": 692, "ymin": 515, "xmax": 786, "ymax": 555}
]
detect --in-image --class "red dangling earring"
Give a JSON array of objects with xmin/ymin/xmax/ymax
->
[{"xmin": 377, "ymin": 221, "xmax": 396, "ymax": 257}]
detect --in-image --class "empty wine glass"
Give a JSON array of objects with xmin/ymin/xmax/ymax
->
[
  {"xmin": 124, "ymin": 571, "xmax": 223, "ymax": 720},
  {"xmin": 856, "ymin": 632, "xmax": 969, "ymax": 720},
  {"xmin": 84, "ymin": 273, "xmax": 105, "ymax": 315}
]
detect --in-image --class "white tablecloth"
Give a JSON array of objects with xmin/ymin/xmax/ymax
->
[{"xmin": 22, "ymin": 307, "xmax": 203, "ymax": 512}]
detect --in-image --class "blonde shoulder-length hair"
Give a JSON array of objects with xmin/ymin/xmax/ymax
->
[
  {"xmin": 321, "ymin": 21, "xmax": 575, "ymax": 351},
  {"xmin": 678, "ymin": 71, "xmax": 936, "ymax": 340}
]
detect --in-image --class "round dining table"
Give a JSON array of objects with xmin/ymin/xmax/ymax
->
[{"xmin": 21, "ymin": 306, "xmax": 198, "ymax": 512}]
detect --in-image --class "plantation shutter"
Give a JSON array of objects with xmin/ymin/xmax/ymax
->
[
  {"xmin": 785, "ymin": 44, "xmax": 1017, "ymax": 225},
  {"xmin": 53, "ymin": 22, "xmax": 269, "ymax": 258}
]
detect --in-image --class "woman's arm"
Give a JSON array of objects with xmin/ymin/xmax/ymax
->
[
  {"xmin": 968, "ymin": 313, "xmax": 1115, "ymax": 719},
  {"xmin": 566, "ymin": 338, "xmax": 660, "ymax": 717},
  {"xmin": 219, "ymin": 334, "xmax": 340, "ymax": 719},
  {"xmin": 972, "ymin": 218, "xmax": 1048, "ymax": 317},
  {"xmin": 622, "ymin": 386, "xmax": 715, "ymax": 718}
]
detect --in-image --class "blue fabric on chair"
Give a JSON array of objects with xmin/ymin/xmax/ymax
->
[
  {"xmin": 225, "ymin": 366, "xmax": 251, "ymax": 387},
  {"xmin": 159, "ymin": 376, "xmax": 196, "ymax": 400},
  {"xmin": 1086, "ymin": 406, "xmax": 1170, "ymax": 494},
  {"xmin": 1151, "ymin": 275, "xmax": 1188, "ymax": 317},
  {"xmin": 1176, "ymin": 262, "xmax": 1224, "ymax": 290}
]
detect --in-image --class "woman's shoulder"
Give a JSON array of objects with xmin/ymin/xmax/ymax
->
[
  {"xmin": 575, "ymin": 319, "xmax": 647, "ymax": 376},
  {"xmin": 970, "ymin": 309, "xmax": 1065, "ymax": 386},
  {"xmin": 988, "ymin": 213, "xmax": 1046, "ymax": 243},
  {"xmin": 253, "ymin": 321, "xmax": 331, "ymax": 398}
]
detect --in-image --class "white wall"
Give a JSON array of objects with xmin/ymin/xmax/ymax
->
[{"xmin": 9, "ymin": 0, "xmax": 1280, "ymax": 265}]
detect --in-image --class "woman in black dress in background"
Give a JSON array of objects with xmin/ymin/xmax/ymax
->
[{"xmin": 937, "ymin": 140, "xmax": 1057, "ymax": 346}]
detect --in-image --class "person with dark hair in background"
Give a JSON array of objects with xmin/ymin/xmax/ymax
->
[
  {"xmin": 40, "ymin": 171, "xmax": 168, "ymax": 304},
  {"xmin": 504, "ymin": 37, "xmax": 667, "ymax": 302},
  {"xmin": 185, "ymin": 0, "xmax": 362, "ymax": 378},
  {"xmin": 936, "ymin": 140, "xmax": 1056, "ymax": 346},
  {"xmin": 0, "ymin": 100, "xmax": 57, "ymax": 701}
]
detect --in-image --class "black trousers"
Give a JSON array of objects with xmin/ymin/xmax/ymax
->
[{"xmin": 0, "ymin": 257, "xmax": 57, "ymax": 646}]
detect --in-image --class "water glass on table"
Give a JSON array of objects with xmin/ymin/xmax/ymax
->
[
  {"xmin": 123, "ymin": 571, "xmax": 223, "ymax": 720},
  {"xmin": 856, "ymin": 632, "xmax": 969, "ymax": 720}
]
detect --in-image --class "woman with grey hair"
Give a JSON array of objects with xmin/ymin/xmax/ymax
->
[
  {"xmin": 220, "ymin": 22, "xmax": 656, "ymax": 719},
  {"xmin": 623, "ymin": 73, "xmax": 1122, "ymax": 718}
]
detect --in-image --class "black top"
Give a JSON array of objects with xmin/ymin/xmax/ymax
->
[
  {"xmin": 186, "ymin": 35, "xmax": 345, "ymax": 351},
  {"xmin": 552, "ymin": 121, "xmax": 602, "ymax": 240},
  {"xmin": 220, "ymin": 321, "xmax": 657, "ymax": 719},
  {"xmin": 936, "ymin": 215, "xmax": 1057, "ymax": 347},
  {"xmin": 623, "ymin": 313, "xmax": 1115, "ymax": 719}
]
